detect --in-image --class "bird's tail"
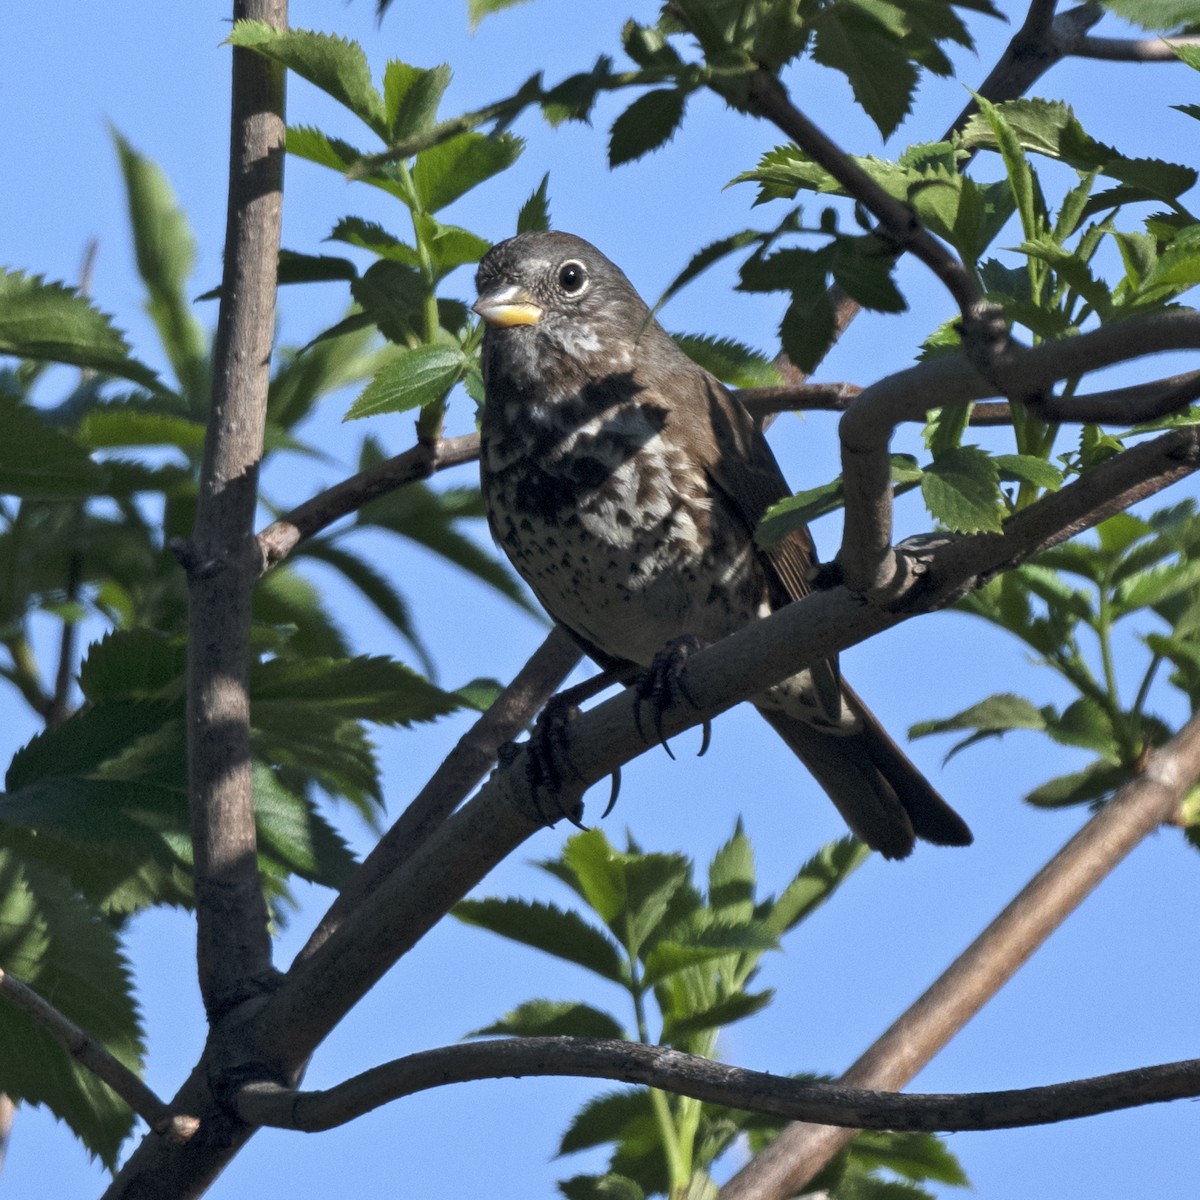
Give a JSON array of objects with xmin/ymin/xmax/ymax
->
[{"xmin": 755, "ymin": 685, "xmax": 972, "ymax": 860}]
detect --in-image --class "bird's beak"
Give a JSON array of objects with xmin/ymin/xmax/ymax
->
[{"xmin": 473, "ymin": 284, "xmax": 543, "ymax": 328}]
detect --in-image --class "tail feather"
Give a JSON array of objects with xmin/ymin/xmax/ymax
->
[{"xmin": 755, "ymin": 689, "xmax": 972, "ymax": 860}]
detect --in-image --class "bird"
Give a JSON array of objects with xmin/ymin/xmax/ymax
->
[{"xmin": 472, "ymin": 229, "xmax": 972, "ymax": 859}]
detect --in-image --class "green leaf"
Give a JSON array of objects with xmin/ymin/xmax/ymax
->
[
  {"xmin": 517, "ymin": 174, "xmax": 552, "ymax": 233},
  {"xmin": 850, "ymin": 1129, "xmax": 969, "ymax": 1186},
  {"xmin": 993, "ymin": 453, "xmax": 1063, "ymax": 492},
  {"xmin": 673, "ymin": 334, "xmax": 782, "ymax": 388},
  {"xmin": 0, "ymin": 851, "xmax": 145, "ymax": 1168},
  {"xmin": 384, "ymin": 60, "xmax": 451, "ymax": 143},
  {"xmin": 779, "ymin": 289, "xmax": 837, "ymax": 375},
  {"xmin": 454, "ymin": 897, "xmax": 626, "ymax": 983},
  {"xmin": 297, "ymin": 540, "xmax": 433, "ymax": 677},
  {"xmin": 654, "ymin": 228, "xmax": 773, "ymax": 312},
  {"xmin": 344, "ymin": 344, "xmax": 466, "ymax": 420},
  {"xmin": 921, "ymin": 445, "xmax": 1003, "ymax": 533},
  {"xmin": 228, "ymin": 22, "xmax": 387, "ymax": 138},
  {"xmin": 253, "ymin": 565, "xmax": 352, "ymax": 661},
  {"xmin": 762, "ymin": 836, "xmax": 869, "ymax": 936},
  {"xmin": 608, "ymin": 89, "xmax": 688, "ymax": 167},
  {"xmin": 558, "ymin": 1086, "xmax": 654, "ymax": 1155},
  {"xmin": 78, "ymin": 629, "xmax": 187, "ymax": 701},
  {"xmin": 277, "ymin": 249, "xmax": 359, "ymax": 287},
  {"xmin": 467, "ymin": 998, "xmax": 625, "ymax": 1039},
  {"xmin": 251, "ymin": 654, "xmax": 462, "ymax": 726},
  {"xmin": 1114, "ymin": 557, "xmax": 1200, "ymax": 614},
  {"xmin": 0, "ymin": 396, "xmax": 105, "ymax": 498},
  {"xmin": 830, "ymin": 236, "xmax": 906, "ymax": 313},
  {"xmin": 661, "ymin": 988, "xmax": 774, "ymax": 1039},
  {"xmin": 111, "ymin": 129, "xmax": 208, "ymax": 403},
  {"xmin": 1044, "ymin": 697, "xmax": 1117, "ymax": 755},
  {"xmin": 327, "ymin": 216, "xmax": 418, "ymax": 265},
  {"xmin": 0, "ymin": 270, "xmax": 161, "ymax": 391},
  {"xmin": 708, "ymin": 821, "xmax": 755, "ymax": 922},
  {"xmin": 811, "ymin": 6, "xmax": 918, "ymax": 138},
  {"xmin": 1097, "ymin": 0, "xmax": 1200, "ymax": 32},
  {"xmin": 641, "ymin": 923, "xmax": 778, "ymax": 986},
  {"xmin": 285, "ymin": 124, "xmax": 367, "ymax": 174},
  {"xmin": 910, "ymin": 692, "xmax": 1047, "ymax": 738},
  {"xmin": 1026, "ymin": 760, "xmax": 1131, "ymax": 808},
  {"xmin": 411, "ymin": 132, "xmax": 523, "ymax": 214},
  {"xmin": 350, "ymin": 260, "xmax": 426, "ymax": 343},
  {"xmin": 970, "ymin": 95, "xmax": 1042, "ymax": 240},
  {"xmin": 467, "ymin": 0, "xmax": 536, "ymax": 30},
  {"xmin": 559, "ymin": 1174, "xmax": 646, "ymax": 1200},
  {"xmin": 413, "ymin": 215, "xmax": 491, "ymax": 280}
]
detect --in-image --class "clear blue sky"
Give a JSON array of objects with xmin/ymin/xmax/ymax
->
[{"xmin": 3, "ymin": 2, "xmax": 1199, "ymax": 1197}]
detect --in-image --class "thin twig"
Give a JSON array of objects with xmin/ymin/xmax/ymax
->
[
  {"xmin": 739, "ymin": 384, "xmax": 1017, "ymax": 426},
  {"xmin": 1070, "ymin": 34, "xmax": 1200, "ymax": 62},
  {"xmin": 0, "ymin": 967, "xmax": 199, "ymax": 1144},
  {"xmin": 257, "ymin": 433, "xmax": 480, "ymax": 571},
  {"xmin": 719, "ymin": 709, "xmax": 1200, "ymax": 1200},
  {"xmin": 235, "ymin": 1038, "xmax": 1200, "ymax": 1134}
]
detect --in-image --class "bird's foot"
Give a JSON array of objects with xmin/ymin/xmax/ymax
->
[
  {"xmin": 501, "ymin": 691, "xmax": 623, "ymax": 828},
  {"xmin": 634, "ymin": 636, "xmax": 712, "ymax": 760}
]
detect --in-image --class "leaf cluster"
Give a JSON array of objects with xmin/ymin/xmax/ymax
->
[{"xmin": 457, "ymin": 827, "xmax": 965, "ymax": 1199}]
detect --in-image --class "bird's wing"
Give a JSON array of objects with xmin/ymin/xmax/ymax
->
[{"xmin": 669, "ymin": 370, "xmax": 843, "ymax": 717}]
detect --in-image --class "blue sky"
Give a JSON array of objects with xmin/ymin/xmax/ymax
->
[{"xmin": 3, "ymin": 2, "xmax": 1199, "ymax": 1197}]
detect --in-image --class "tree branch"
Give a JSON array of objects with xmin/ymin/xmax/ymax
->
[
  {"xmin": 0, "ymin": 967, "xmax": 199, "ymax": 1144},
  {"xmin": 235, "ymin": 1037, "xmax": 1200, "ymax": 1135},
  {"xmin": 295, "ymin": 625, "xmax": 582, "ymax": 961},
  {"xmin": 1068, "ymin": 34, "xmax": 1200, "ymax": 62},
  {"xmin": 740, "ymin": 384, "xmax": 1018, "ymax": 426},
  {"xmin": 744, "ymin": 71, "xmax": 990, "ymax": 330},
  {"xmin": 256, "ymin": 432, "xmax": 479, "ymax": 571},
  {"xmin": 183, "ymin": 0, "xmax": 287, "ymax": 1020},
  {"xmin": 718, "ymin": 707, "xmax": 1200, "ymax": 1200},
  {"xmin": 836, "ymin": 310, "xmax": 1200, "ymax": 594}
]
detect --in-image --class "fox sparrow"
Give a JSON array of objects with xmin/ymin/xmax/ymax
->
[{"xmin": 473, "ymin": 230, "xmax": 971, "ymax": 859}]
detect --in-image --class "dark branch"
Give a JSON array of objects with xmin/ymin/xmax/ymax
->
[
  {"xmin": 0, "ymin": 967, "xmax": 198, "ymax": 1144},
  {"xmin": 236, "ymin": 1037, "xmax": 1200, "ymax": 1135},
  {"xmin": 257, "ymin": 433, "xmax": 480, "ymax": 571}
]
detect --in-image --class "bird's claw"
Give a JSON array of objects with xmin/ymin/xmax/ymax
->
[{"xmin": 634, "ymin": 636, "xmax": 711, "ymax": 758}]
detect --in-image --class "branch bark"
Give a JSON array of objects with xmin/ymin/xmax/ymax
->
[
  {"xmin": 235, "ymin": 1039, "xmax": 1200, "ymax": 1135},
  {"xmin": 718, "ymin": 708, "xmax": 1200, "ymax": 1200},
  {"xmin": 184, "ymin": 0, "xmax": 287, "ymax": 1020},
  {"xmin": 0, "ymin": 968, "xmax": 198, "ymax": 1144}
]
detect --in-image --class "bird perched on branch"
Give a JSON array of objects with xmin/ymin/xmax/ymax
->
[{"xmin": 473, "ymin": 229, "xmax": 971, "ymax": 859}]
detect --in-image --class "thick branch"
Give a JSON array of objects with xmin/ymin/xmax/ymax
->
[
  {"xmin": 257, "ymin": 433, "xmax": 479, "ymax": 570},
  {"xmin": 0, "ymin": 967, "xmax": 198, "ymax": 1144},
  {"xmin": 236, "ymin": 1037, "xmax": 1200, "ymax": 1135},
  {"xmin": 719, "ymin": 708, "xmax": 1200, "ymax": 1200},
  {"xmin": 836, "ymin": 310, "xmax": 1200, "ymax": 594},
  {"xmin": 296, "ymin": 625, "xmax": 582, "ymax": 961},
  {"xmin": 185, "ymin": 0, "xmax": 286, "ymax": 1019},
  {"xmin": 1069, "ymin": 34, "xmax": 1200, "ymax": 62}
]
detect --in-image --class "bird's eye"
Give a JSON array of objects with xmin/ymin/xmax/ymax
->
[{"xmin": 557, "ymin": 260, "xmax": 588, "ymax": 294}]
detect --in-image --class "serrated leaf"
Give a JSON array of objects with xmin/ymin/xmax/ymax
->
[
  {"xmin": 1026, "ymin": 760, "xmax": 1131, "ymax": 808},
  {"xmin": 708, "ymin": 822, "xmax": 755, "ymax": 921},
  {"xmin": 0, "ymin": 270, "xmax": 161, "ymax": 391},
  {"xmin": 327, "ymin": 216, "xmax": 418, "ymax": 265},
  {"xmin": 78, "ymin": 629, "xmax": 187, "ymax": 702},
  {"xmin": 467, "ymin": 998, "xmax": 625, "ymax": 1039},
  {"xmin": 413, "ymin": 215, "xmax": 491, "ymax": 280},
  {"xmin": 1044, "ymin": 697, "xmax": 1117, "ymax": 754},
  {"xmin": 559, "ymin": 1174, "xmax": 646, "ymax": 1200},
  {"xmin": 608, "ymin": 89, "xmax": 688, "ymax": 167},
  {"xmin": 297, "ymin": 539, "xmax": 433, "ymax": 677},
  {"xmin": 921, "ymin": 445, "xmax": 1003, "ymax": 533},
  {"xmin": 910, "ymin": 692, "xmax": 1046, "ymax": 738},
  {"xmin": 641, "ymin": 923, "xmax": 778, "ymax": 986},
  {"xmin": 454, "ymin": 897, "xmax": 625, "ymax": 982},
  {"xmin": 850, "ymin": 1129, "xmax": 969, "ymax": 1186},
  {"xmin": 0, "ymin": 396, "xmax": 105, "ymax": 498},
  {"xmin": 673, "ymin": 334, "xmax": 782, "ymax": 388},
  {"xmin": 811, "ymin": 7, "xmax": 918, "ymax": 137},
  {"xmin": 1114, "ymin": 557, "xmax": 1200, "ymax": 614},
  {"xmin": 1098, "ymin": 1, "xmax": 1200, "ymax": 32},
  {"xmin": 558, "ymin": 1086, "xmax": 655, "ymax": 1156},
  {"xmin": 993, "ymin": 453, "xmax": 1063, "ymax": 492},
  {"xmin": 779, "ymin": 289, "xmax": 837, "ymax": 375},
  {"xmin": 467, "ymin": 0, "xmax": 536, "ymax": 30},
  {"xmin": 661, "ymin": 988, "xmax": 774, "ymax": 1039},
  {"xmin": 654, "ymin": 229, "xmax": 770, "ymax": 312},
  {"xmin": 412, "ymin": 132, "xmax": 523, "ymax": 214},
  {"xmin": 830, "ymin": 235, "xmax": 905, "ymax": 312},
  {"xmin": 251, "ymin": 654, "xmax": 462, "ymax": 725},
  {"xmin": 517, "ymin": 173, "xmax": 552, "ymax": 233},
  {"xmin": 229, "ymin": 22, "xmax": 387, "ymax": 138},
  {"xmin": 285, "ymin": 124, "xmax": 366, "ymax": 173},
  {"xmin": 384, "ymin": 60, "xmax": 451, "ymax": 143},
  {"xmin": 112, "ymin": 129, "xmax": 208, "ymax": 403},
  {"xmin": 0, "ymin": 851, "xmax": 145, "ymax": 1168},
  {"xmin": 344, "ymin": 344, "xmax": 466, "ymax": 420},
  {"xmin": 762, "ymin": 836, "xmax": 869, "ymax": 936}
]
